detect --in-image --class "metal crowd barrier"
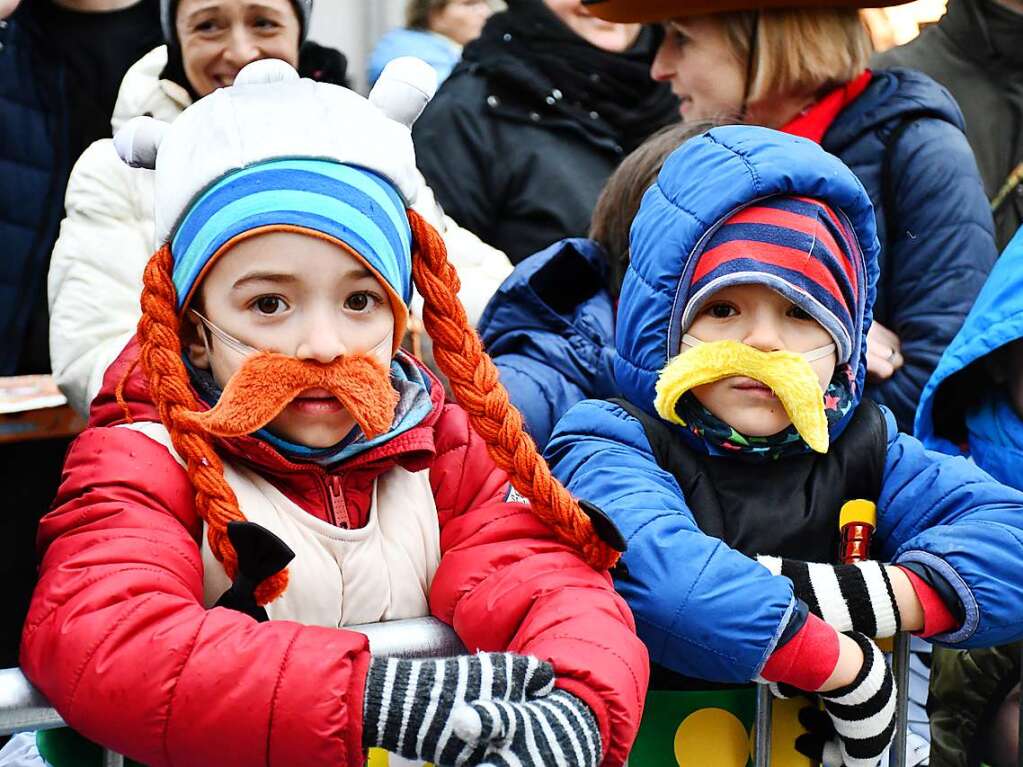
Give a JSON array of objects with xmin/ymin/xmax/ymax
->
[
  {"xmin": 2, "ymin": 616, "xmax": 1015, "ymax": 766},
  {"xmin": 0, "ymin": 618, "xmax": 465, "ymax": 766}
]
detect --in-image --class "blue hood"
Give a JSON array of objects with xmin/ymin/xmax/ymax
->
[
  {"xmin": 479, "ymin": 238, "xmax": 614, "ymax": 378},
  {"xmin": 614, "ymin": 126, "xmax": 881, "ymax": 451},
  {"xmin": 916, "ymin": 227, "xmax": 1023, "ymax": 454},
  {"xmin": 478, "ymin": 238, "xmax": 617, "ymax": 446}
]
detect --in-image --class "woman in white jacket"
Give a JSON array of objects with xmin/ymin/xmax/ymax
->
[{"xmin": 48, "ymin": 0, "xmax": 512, "ymax": 417}]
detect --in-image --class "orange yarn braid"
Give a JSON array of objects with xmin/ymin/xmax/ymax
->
[
  {"xmin": 138, "ymin": 245, "xmax": 288, "ymax": 605},
  {"xmin": 407, "ymin": 209, "xmax": 620, "ymax": 571}
]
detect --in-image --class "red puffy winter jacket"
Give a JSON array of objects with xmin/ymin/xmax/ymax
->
[{"xmin": 20, "ymin": 342, "xmax": 648, "ymax": 766}]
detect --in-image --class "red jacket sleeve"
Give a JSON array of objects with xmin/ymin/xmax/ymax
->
[
  {"xmin": 20, "ymin": 427, "xmax": 371, "ymax": 767},
  {"xmin": 427, "ymin": 404, "xmax": 648, "ymax": 767}
]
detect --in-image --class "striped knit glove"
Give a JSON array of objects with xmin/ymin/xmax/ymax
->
[
  {"xmin": 803, "ymin": 632, "xmax": 897, "ymax": 767},
  {"xmin": 451, "ymin": 688, "xmax": 602, "ymax": 767},
  {"xmin": 363, "ymin": 652, "xmax": 598, "ymax": 766},
  {"xmin": 757, "ymin": 555, "xmax": 901, "ymax": 638}
]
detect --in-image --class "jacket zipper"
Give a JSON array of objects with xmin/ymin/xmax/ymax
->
[{"xmin": 324, "ymin": 475, "xmax": 347, "ymax": 528}]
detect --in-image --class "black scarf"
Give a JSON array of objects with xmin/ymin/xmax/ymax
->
[{"xmin": 462, "ymin": 0, "xmax": 678, "ymax": 152}]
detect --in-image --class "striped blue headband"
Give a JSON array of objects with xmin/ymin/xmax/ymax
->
[{"xmin": 171, "ymin": 159, "xmax": 413, "ymax": 312}]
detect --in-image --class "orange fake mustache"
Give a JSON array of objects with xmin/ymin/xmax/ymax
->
[{"xmin": 181, "ymin": 352, "xmax": 399, "ymax": 440}]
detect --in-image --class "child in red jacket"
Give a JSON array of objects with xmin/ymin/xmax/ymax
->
[{"xmin": 17, "ymin": 59, "xmax": 644, "ymax": 767}]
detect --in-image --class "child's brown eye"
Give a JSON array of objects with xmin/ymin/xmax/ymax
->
[
  {"xmin": 254, "ymin": 296, "xmax": 285, "ymax": 315},
  {"xmin": 788, "ymin": 306, "xmax": 814, "ymax": 321},
  {"xmin": 345, "ymin": 292, "xmax": 376, "ymax": 312}
]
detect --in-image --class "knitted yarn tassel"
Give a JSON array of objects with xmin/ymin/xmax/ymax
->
[
  {"xmin": 407, "ymin": 209, "xmax": 620, "ymax": 571},
  {"xmin": 137, "ymin": 245, "xmax": 289, "ymax": 605}
]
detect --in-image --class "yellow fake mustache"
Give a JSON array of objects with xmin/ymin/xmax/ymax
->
[{"xmin": 654, "ymin": 340, "xmax": 830, "ymax": 453}]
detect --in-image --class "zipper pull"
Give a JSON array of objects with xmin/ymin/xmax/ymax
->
[{"xmin": 328, "ymin": 476, "xmax": 348, "ymax": 528}]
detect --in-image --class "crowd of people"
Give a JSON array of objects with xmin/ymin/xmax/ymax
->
[{"xmin": 0, "ymin": 0, "xmax": 1021, "ymax": 765}]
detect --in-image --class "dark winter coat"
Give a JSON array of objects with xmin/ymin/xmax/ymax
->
[
  {"xmin": 874, "ymin": 0, "xmax": 1023, "ymax": 250},
  {"xmin": 0, "ymin": 8, "xmax": 69, "ymax": 374},
  {"xmin": 822, "ymin": 67, "xmax": 998, "ymax": 432},
  {"xmin": 478, "ymin": 238, "xmax": 616, "ymax": 447},
  {"xmin": 413, "ymin": 64, "xmax": 616, "ymax": 264},
  {"xmin": 412, "ymin": 3, "xmax": 676, "ymax": 265}
]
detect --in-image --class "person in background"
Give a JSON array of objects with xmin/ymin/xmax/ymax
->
[
  {"xmin": 367, "ymin": 0, "xmax": 492, "ymax": 88},
  {"xmin": 874, "ymin": 0, "xmax": 1023, "ymax": 251},
  {"xmin": 479, "ymin": 121, "xmax": 713, "ymax": 447},
  {"xmin": 414, "ymin": 0, "xmax": 678, "ymax": 264},
  {"xmin": 915, "ymin": 225, "xmax": 1023, "ymax": 767},
  {"xmin": 0, "ymin": 0, "xmax": 162, "ymax": 668},
  {"xmin": 48, "ymin": 0, "xmax": 511, "ymax": 423}
]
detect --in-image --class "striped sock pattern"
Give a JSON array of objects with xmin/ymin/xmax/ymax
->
[
  {"xmin": 362, "ymin": 653, "xmax": 554, "ymax": 764},
  {"xmin": 451, "ymin": 689, "xmax": 602, "ymax": 767},
  {"xmin": 819, "ymin": 632, "xmax": 897, "ymax": 767},
  {"xmin": 757, "ymin": 555, "xmax": 901, "ymax": 638}
]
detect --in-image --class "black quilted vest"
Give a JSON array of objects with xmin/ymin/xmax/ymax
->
[{"xmin": 611, "ymin": 399, "xmax": 888, "ymax": 564}]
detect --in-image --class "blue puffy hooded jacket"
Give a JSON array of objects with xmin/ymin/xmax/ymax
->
[
  {"xmin": 478, "ymin": 238, "xmax": 616, "ymax": 446},
  {"xmin": 545, "ymin": 126, "xmax": 1023, "ymax": 685},
  {"xmin": 916, "ymin": 227, "xmax": 1023, "ymax": 491}
]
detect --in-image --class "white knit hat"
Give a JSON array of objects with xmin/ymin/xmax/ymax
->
[{"xmin": 114, "ymin": 57, "xmax": 438, "ymax": 248}]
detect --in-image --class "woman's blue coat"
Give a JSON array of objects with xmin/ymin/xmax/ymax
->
[{"xmin": 545, "ymin": 126, "xmax": 1023, "ymax": 685}]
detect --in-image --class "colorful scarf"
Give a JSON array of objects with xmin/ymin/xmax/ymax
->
[{"xmin": 674, "ymin": 366, "xmax": 856, "ymax": 460}]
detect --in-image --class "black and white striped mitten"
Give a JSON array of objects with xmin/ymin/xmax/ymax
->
[
  {"xmin": 757, "ymin": 555, "xmax": 901, "ymax": 638},
  {"xmin": 362, "ymin": 652, "xmax": 555, "ymax": 765},
  {"xmin": 451, "ymin": 688, "xmax": 602, "ymax": 767},
  {"xmin": 815, "ymin": 632, "xmax": 897, "ymax": 767}
]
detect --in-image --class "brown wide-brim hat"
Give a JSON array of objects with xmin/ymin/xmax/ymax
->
[{"xmin": 582, "ymin": 0, "xmax": 916, "ymax": 23}]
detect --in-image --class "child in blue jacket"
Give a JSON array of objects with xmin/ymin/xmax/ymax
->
[
  {"xmin": 545, "ymin": 126, "xmax": 1023, "ymax": 767},
  {"xmin": 915, "ymin": 227, "xmax": 1023, "ymax": 767}
]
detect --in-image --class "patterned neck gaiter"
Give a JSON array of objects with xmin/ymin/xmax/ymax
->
[{"xmin": 674, "ymin": 366, "xmax": 856, "ymax": 460}]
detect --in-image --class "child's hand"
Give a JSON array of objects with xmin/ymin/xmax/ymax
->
[
  {"xmin": 757, "ymin": 555, "xmax": 901, "ymax": 638},
  {"xmin": 811, "ymin": 632, "xmax": 897, "ymax": 767},
  {"xmin": 451, "ymin": 688, "xmax": 601, "ymax": 767},
  {"xmin": 363, "ymin": 652, "xmax": 574, "ymax": 765}
]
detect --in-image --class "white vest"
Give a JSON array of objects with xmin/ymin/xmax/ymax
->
[{"xmin": 120, "ymin": 422, "xmax": 442, "ymax": 627}]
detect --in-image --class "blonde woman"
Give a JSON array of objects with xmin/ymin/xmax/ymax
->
[{"xmin": 583, "ymin": 0, "xmax": 998, "ymax": 437}]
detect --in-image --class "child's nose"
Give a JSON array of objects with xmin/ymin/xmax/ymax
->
[
  {"xmin": 742, "ymin": 320, "xmax": 785, "ymax": 353},
  {"xmin": 295, "ymin": 315, "xmax": 348, "ymax": 363}
]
